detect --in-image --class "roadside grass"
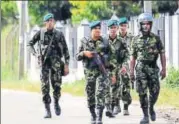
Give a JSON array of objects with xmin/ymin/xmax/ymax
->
[
  {"xmin": 157, "ymin": 86, "xmax": 179, "ymax": 108},
  {"xmin": 2, "ymin": 80, "xmax": 179, "ymax": 108},
  {"xmin": 1, "ymin": 79, "xmax": 85, "ymax": 96},
  {"xmin": 1, "ymin": 80, "xmax": 41, "ymax": 93}
]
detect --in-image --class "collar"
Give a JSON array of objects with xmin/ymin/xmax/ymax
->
[
  {"xmin": 119, "ymin": 32, "xmax": 132, "ymax": 38},
  {"xmin": 43, "ymin": 28, "xmax": 56, "ymax": 33},
  {"xmin": 138, "ymin": 32, "xmax": 154, "ymax": 38}
]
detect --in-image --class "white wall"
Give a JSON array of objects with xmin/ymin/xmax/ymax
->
[{"xmin": 172, "ymin": 15, "xmax": 179, "ymax": 68}]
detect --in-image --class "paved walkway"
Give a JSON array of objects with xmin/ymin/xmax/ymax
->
[{"xmin": 1, "ymin": 89, "xmax": 170, "ymax": 124}]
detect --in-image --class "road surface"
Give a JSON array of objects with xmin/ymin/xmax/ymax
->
[{"xmin": 1, "ymin": 89, "xmax": 171, "ymax": 124}]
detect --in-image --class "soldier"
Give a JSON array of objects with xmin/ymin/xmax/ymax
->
[
  {"xmin": 27, "ymin": 13, "xmax": 70, "ymax": 118},
  {"xmin": 76, "ymin": 20, "xmax": 117, "ymax": 124},
  {"xmin": 130, "ymin": 13, "xmax": 166, "ymax": 124},
  {"xmin": 118, "ymin": 17, "xmax": 134, "ymax": 48},
  {"xmin": 107, "ymin": 19, "xmax": 130, "ymax": 116},
  {"xmin": 117, "ymin": 17, "xmax": 133, "ymax": 115}
]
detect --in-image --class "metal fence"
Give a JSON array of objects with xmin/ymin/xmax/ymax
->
[{"xmin": 27, "ymin": 15, "xmax": 179, "ymax": 82}]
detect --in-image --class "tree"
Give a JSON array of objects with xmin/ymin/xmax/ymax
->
[
  {"xmin": 111, "ymin": 1, "xmax": 142, "ymax": 18},
  {"xmin": 28, "ymin": 1, "xmax": 72, "ymax": 26},
  {"xmin": 70, "ymin": 1, "xmax": 142, "ymax": 24},
  {"xmin": 70, "ymin": 1, "xmax": 114, "ymax": 24},
  {"xmin": 152, "ymin": 1, "xmax": 178, "ymax": 15},
  {"xmin": 1, "ymin": 1, "xmax": 18, "ymax": 29},
  {"xmin": 69, "ymin": 1, "xmax": 99, "ymax": 24}
]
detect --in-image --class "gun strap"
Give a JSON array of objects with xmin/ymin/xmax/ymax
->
[
  {"xmin": 38, "ymin": 28, "xmax": 46, "ymax": 57},
  {"xmin": 40, "ymin": 28, "xmax": 56, "ymax": 63}
]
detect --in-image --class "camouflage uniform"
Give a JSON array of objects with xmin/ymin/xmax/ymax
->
[
  {"xmin": 76, "ymin": 36, "xmax": 117, "ymax": 124},
  {"xmin": 118, "ymin": 32, "xmax": 133, "ymax": 106},
  {"xmin": 131, "ymin": 32, "xmax": 165, "ymax": 122},
  {"xmin": 28, "ymin": 28, "xmax": 70, "ymax": 117},
  {"xmin": 108, "ymin": 34, "xmax": 131, "ymax": 114}
]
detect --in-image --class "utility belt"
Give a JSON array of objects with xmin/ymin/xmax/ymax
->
[
  {"xmin": 138, "ymin": 60, "xmax": 157, "ymax": 68},
  {"xmin": 84, "ymin": 59, "xmax": 110, "ymax": 70}
]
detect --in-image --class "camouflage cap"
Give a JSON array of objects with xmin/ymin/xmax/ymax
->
[
  {"xmin": 43, "ymin": 13, "xmax": 54, "ymax": 22},
  {"xmin": 107, "ymin": 19, "xmax": 118, "ymax": 27},
  {"xmin": 89, "ymin": 20, "xmax": 101, "ymax": 29},
  {"xmin": 118, "ymin": 17, "xmax": 128, "ymax": 25}
]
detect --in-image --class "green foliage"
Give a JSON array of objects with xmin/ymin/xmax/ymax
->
[
  {"xmin": 152, "ymin": 1, "xmax": 178, "ymax": 15},
  {"xmin": 1, "ymin": 1, "xmax": 18, "ymax": 29},
  {"xmin": 112, "ymin": 1, "xmax": 142, "ymax": 17},
  {"xmin": 87, "ymin": 1, "xmax": 113, "ymax": 20},
  {"xmin": 70, "ymin": 1, "xmax": 142, "ymax": 24},
  {"xmin": 163, "ymin": 67, "xmax": 179, "ymax": 88},
  {"xmin": 1, "ymin": 25, "xmax": 19, "ymax": 81},
  {"xmin": 28, "ymin": 1, "xmax": 46, "ymax": 26},
  {"xmin": 70, "ymin": 1, "xmax": 101, "ymax": 24},
  {"xmin": 28, "ymin": 1, "xmax": 71, "ymax": 26}
]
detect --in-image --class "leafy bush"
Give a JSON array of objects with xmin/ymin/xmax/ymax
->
[{"xmin": 164, "ymin": 67, "xmax": 179, "ymax": 88}]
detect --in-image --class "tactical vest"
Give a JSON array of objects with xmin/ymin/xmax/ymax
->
[{"xmin": 37, "ymin": 28, "xmax": 63, "ymax": 59}]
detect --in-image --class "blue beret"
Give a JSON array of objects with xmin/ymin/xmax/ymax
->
[
  {"xmin": 118, "ymin": 17, "xmax": 128, "ymax": 25},
  {"xmin": 89, "ymin": 21, "xmax": 101, "ymax": 29},
  {"xmin": 107, "ymin": 20, "xmax": 118, "ymax": 27},
  {"xmin": 43, "ymin": 13, "xmax": 54, "ymax": 22}
]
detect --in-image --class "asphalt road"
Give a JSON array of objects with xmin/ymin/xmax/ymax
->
[{"xmin": 1, "ymin": 89, "xmax": 170, "ymax": 124}]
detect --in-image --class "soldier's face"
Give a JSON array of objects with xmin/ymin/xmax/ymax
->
[
  {"xmin": 109, "ymin": 25, "xmax": 118, "ymax": 36},
  {"xmin": 119, "ymin": 23, "xmax": 128, "ymax": 33},
  {"xmin": 92, "ymin": 26, "xmax": 101, "ymax": 37},
  {"xmin": 45, "ymin": 18, "xmax": 55, "ymax": 30},
  {"xmin": 141, "ymin": 21, "xmax": 151, "ymax": 32}
]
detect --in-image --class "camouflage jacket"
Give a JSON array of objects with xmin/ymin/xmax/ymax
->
[
  {"xmin": 76, "ymin": 36, "xmax": 117, "ymax": 76},
  {"xmin": 27, "ymin": 28, "xmax": 70, "ymax": 65},
  {"xmin": 131, "ymin": 32, "xmax": 165, "ymax": 62},
  {"xmin": 119, "ymin": 32, "xmax": 134, "ymax": 50},
  {"xmin": 108, "ymin": 35, "xmax": 129, "ymax": 69}
]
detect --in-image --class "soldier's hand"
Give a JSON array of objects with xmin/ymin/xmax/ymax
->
[
  {"xmin": 160, "ymin": 68, "xmax": 166, "ymax": 80},
  {"xmin": 64, "ymin": 64, "xmax": 69, "ymax": 76},
  {"xmin": 83, "ymin": 51, "xmax": 94, "ymax": 58},
  {"xmin": 111, "ymin": 76, "xmax": 116, "ymax": 84},
  {"xmin": 120, "ymin": 66, "xmax": 127, "ymax": 75}
]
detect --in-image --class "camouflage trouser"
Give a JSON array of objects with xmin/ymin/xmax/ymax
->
[
  {"xmin": 135, "ymin": 62, "xmax": 160, "ymax": 109},
  {"xmin": 120, "ymin": 72, "xmax": 132, "ymax": 105},
  {"xmin": 40, "ymin": 58, "xmax": 63, "ymax": 104},
  {"xmin": 111, "ymin": 70, "xmax": 132, "ymax": 106},
  {"xmin": 96, "ymin": 74, "xmax": 111, "ymax": 108},
  {"xmin": 84, "ymin": 69, "xmax": 99, "ymax": 108},
  {"xmin": 111, "ymin": 75, "xmax": 120, "ymax": 105}
]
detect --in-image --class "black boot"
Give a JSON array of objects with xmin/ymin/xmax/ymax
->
[
  {"xmin": 89, "ymin": 105, "xmax": 96, "ymax": 124},
  {"xmin": 149, "ymin": 106, "xmax": 156, "ymax": 121},
  {"xmin": 54, "ymin": 100, "xmax": 61, "ymax": 116},
  {"xmin": 123, "ymin": 104, "xmax": 129, "ymax": 116},
  {"xmin": 44, "ymin": 104, "xmax": 52, "ymax": 118},
  {"xmin": 113, "ymin": 99, "xmax": 121, "ymax": 115},
  {"xmin": 96, "ymin": 107, "xmax": 104, "ymax": 124},
  {"xmin": 111, "ymin": 103, "xmax": 115, "ymax": 112},
  {"xmin": 140, "ymin": 108, "xmax": 149, "ymax": 124},
  {"xmin": 105, "ymin": 104, "xmax": 115, "ymax": 118}
]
